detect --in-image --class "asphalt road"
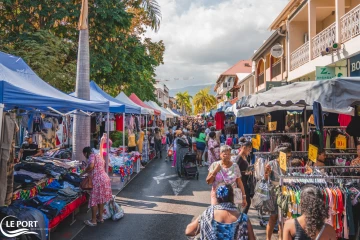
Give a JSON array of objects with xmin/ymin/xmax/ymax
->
[{"xmin": 74, "ymin": 152, "xmax": 212, "ymax": 240}]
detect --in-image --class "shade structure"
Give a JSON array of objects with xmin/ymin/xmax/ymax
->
[
  {"xmin": 171, "ymin": 109, "xmax": 182, "ymax": 116},
  {"xmin": 89, "ymin": 81, "xmax": 140, "ymax": 113},
  {"xmin": 70, "ymin": 81, "xmax": 125, "ymax": 113},
  {"xmin": 160, "ymin": 107, "xmax": 174, "ymax": 118},
  {"xmin": 0, "ymin": 51, "xmax": 109, "ymax": 112},
  {"xmin": 115, "ymin": 92, "xmax": 152, "ymax": 114},
  {"xmin": 237, "ymin": 78, "xmax": 360, "ymax": 115},
  {"xmin": 166, "ymin": 108, "xmax": 180, "ymax": 117},
  {"xmin": 129, "ymin": 93, "xmax": 160, "ymax": 115},
  {"xmin": 145, "ymin": 101, "xmax": 173, "ymax": 120}
]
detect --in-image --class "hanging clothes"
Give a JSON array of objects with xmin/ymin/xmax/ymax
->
[{"xmin": 339, "ymin": 114, "xmax": 352, "ymax": 127}]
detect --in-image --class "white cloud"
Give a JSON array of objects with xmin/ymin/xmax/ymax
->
[{"xmin": 146, "ymin": 0, "xmax": 288, "ymax": 90}]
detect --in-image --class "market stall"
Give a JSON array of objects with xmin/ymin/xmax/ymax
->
[{"xmin": 0, "ymin": 51, "xmax": 111, "ymax": 237}]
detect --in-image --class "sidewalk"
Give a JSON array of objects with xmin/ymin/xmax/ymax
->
[{"xmin": 247, "ymin": 207, "xmax": 278, "ymax": 240}]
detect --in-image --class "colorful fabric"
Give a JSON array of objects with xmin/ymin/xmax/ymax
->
[
  {"xmin": 88, "ymin": 154, "xmax": 112, "ymax": 208},
  {"xmin": 13, "ymin": 178, "xmax": 54, "ymax": 201},
  {"xmin": 200, "ymin": 202, "xmax": 248, "ymax": 240},
  {"xmin": 208, "ymin": 139, "xmax": 220, "ymax": 165}
]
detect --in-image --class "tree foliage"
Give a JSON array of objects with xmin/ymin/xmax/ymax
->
[
  {"xmin": 193, "ymin": 88, "xmax": 217, "ymax": 114},
  {"xmin": 0, "ymin": 0, "xmax": 164, "ymax": 100},
  {"xmin": 175, "ymin": 91, "xmax": 192, "ymax": 115}
]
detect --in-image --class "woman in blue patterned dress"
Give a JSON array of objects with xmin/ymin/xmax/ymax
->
[{"xmin": 185, "ymin": 185, "xmax": 255, "ymax": 240}]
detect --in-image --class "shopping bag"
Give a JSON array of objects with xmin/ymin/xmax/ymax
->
[
  {"xmin": 102, "ymin": 202, "xmax": 112, "ymax": 220},
  {"xmin": 108, "ymin": 196, "xmax": 125, "ymax": 221},
  {"xmin": 251, "ymin": 179, "xmax": 271, "ymax": 210}
]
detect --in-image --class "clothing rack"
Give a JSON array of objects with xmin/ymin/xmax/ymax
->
[
  {"xmin": 287, "ymin": 166, "xmax": 358, "ymax": 171},
  {"xmin": 243, "ymin": 133, "xmax": 302, "ymax": 136},
  {"xmin": 309, "ymin": 126, "xmax": 347, "ymax": 129}
]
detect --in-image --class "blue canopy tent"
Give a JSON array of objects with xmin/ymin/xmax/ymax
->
[
  {"xmin": 115, "ymin": 92, "xmax": 152, "ymax": 115},
  {"xmin": 171, "ymin": 109, "xmax": 182, "ymax": 116},
  {"xmin": 0, "ymin": 52, "xmax": 109, "ymax": 112}
]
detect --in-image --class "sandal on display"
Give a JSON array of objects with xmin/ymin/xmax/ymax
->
[{"xmin": 84, "ymin": 220, "xmax": 97, "ymax": 227}]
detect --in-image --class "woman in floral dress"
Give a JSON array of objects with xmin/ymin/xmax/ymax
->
[
  {"xmin": 208, "ymin": 131, "xmax": 220, "ymax": 165},
  {"xmin": 81, "ymin": 147, "xmax": 112, "ymax": 226},
  {"xmin": 206, "ymin": 145, "xmax": 247, "ymax": 207}
]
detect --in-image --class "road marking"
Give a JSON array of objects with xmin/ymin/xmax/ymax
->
[
  {"xmin": 169, "ymin": 179, "xmax": 190, "ymax": 196},
  {"xmin": 153, "ymin": 173, "xmax": 178, "ymax": 184}
]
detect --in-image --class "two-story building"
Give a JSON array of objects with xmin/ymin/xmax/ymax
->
[
  {"xmin": 270, "ymin": 0, "xmax": 360, "ymax": 82},
  {"xmin": 214, "ymin": 60, "xmax": 252, "ymax": 109},
  {"xmin": 252, "ymin": 30, "xmax": 288, "ymax": 93},
  {"xmin": 154, "ymin": 83, "xmax": 170, "ymax": 108}
]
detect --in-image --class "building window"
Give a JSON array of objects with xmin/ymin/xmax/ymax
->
[
  {"xmin": 258, "ymin": 72, "xmax": 264, "ymax": 86},
  {"xmin": 272, "ymin": 60, "xmax": 281, "ymax": 78}
]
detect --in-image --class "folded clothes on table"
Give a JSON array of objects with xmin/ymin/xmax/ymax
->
[
  {"xmin": 14, "ymin": 174, "xmax": 34, "ymax": 184},
  {"xmin": 38, "ymin": 205, "xmax": 59, "ymax": 219},
  {"xmin": 58, "ymin": 187, "xmax": 78, "ymax": 198},
  {"xmin": 62, "ymin": 173, "xmax": 81, "ymax": 187},
  {"xmin": 15, "ymin": 169, "xmax": 47, "ymax": 180}
]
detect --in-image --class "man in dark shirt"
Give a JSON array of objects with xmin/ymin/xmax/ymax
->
[{"xmin": 19, "ymin": 135, "xmax": 41, "ymax": 161}]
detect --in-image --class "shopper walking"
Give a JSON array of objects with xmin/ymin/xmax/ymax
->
[
  {"xmin": 207, "ymin": 131, "xmax": 220, "ymax": 165},
  {"xmin": 185, "ymin": 184, "xmax": 256, "ymax": 240},
  {"xmin": 81, "ymin": 147, "xmax": 112, "ymax": 227},
  {"xmin": 283, "ymin": 184, "xmax": 337, "ymax": 240},
  {"xmin": 196, "ymin": 127, "xmax": 206, "ymax": 166},
  {"xmin": 236, "ymin": 137, "xmax": 252, "ymax": 214},
  {"xmin": 206, "ymin": 145, "xmax": 247, "ymax": 207},
  {"xmin": 264, "ymin": 143, "xmax": 292, "ymax": 240},
  {"xmin": 174, "ymin": 130, "xmax": 189, "ymax": 175},
  {"xmin": 154, "ymin": 128, "xmax": 162, "ymax": 159}
]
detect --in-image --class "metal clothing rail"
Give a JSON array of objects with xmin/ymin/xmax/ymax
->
[
  {"xmin": 243, "ymin": 132, "xmax": 302, "ymax": 136},
  {"xmin": 309, "ymin": 126, "xmax": 347, "ymax": 129},
  {"xmin": 287, "ymin": 166, "xmax": 358, "ymax": 170}
]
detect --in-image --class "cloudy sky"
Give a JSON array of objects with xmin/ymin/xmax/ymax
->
[{"xmin": 146, "ymin": 0, "xmax": 288, "ymax": 89}]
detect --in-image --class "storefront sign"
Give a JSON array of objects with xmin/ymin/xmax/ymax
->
[
  {"xmin": 335, "ymin": 135, "xmax": 347, "ymax": 149},
  {"xmin": 270, "ymin": 44, "xmax": 284, "ymax": 58},
  {"xmin": 279, "ymin": 152, "xmax": 287, "ymax": 171},
  {"xmin": 308, "ymin": 144, "xmax": 318, "ymax": 163},
  {"xmin": 349, "ymin": 54, "xmax": 360, "ymax": 77},
  {"xmin": 266, "ymin": 81, "xmax": 288, "ymax": 91},
  {"xmin": 268, "ymin": 121, "xmax": 277, "ymax": 131},
  {"xmin": 315, "ymin": 67, "xmax": 336, "ymax": 80}
]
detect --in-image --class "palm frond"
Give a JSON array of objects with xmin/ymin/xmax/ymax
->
[{"xmin": 140, "ymin": 0, "xmax": 162, "ymax": 32}]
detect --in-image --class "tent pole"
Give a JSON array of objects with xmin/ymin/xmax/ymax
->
[
  {"xmin": 304, "ymin": 106, "xmax": 307, "ymax": 151},
  {"xmin": 123, "ymin": 112, "xmax": 125, "ymax": 154},
  {"xmin": 106, "ymin": 112, "xmax": 110, "ymax": 174},
  {"xmin": 0, "ymin": 104, "xmax": 4, "ymax": 144}
]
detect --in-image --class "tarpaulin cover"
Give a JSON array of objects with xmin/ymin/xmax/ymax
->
[
  {"xmin": 237, "ymin": 78, "xmax": 360, "ymax": 115},
  {"xmin": 0, "ymin": 51, "xmax": 109, "ymax": 112},
  {"xmin": 115, "ymin": 92, "xmax": 152, "ymax": 115},
  {"xmin": 129, "ymin": 93, "xmax": 160, "ymax": 115}
]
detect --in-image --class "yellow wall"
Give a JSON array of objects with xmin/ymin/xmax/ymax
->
[
  {"xmin": 289, "ymin": 21, "xmax": 308, "ymax": 53},
  {"xmin": 322, "ymin": 14, "xmax": 335, "ymax": 30}
]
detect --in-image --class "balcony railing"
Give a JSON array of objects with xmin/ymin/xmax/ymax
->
[
  {"xmin": 290, "ymin": 42, "xmax": 309, "ymax": 71},
  {"xmin": 341, "ymin": 4, "xmax": 360, "ymax": 43},
  {"xmin": 312, "ymin": 23, "xmax": 336, "ymax": 59}
]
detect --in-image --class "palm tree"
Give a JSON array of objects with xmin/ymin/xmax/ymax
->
[
  {"xmin": 73, "ymin": 0, "xmax": 90, "ymax": 161},
  {"xmin": 72, "ymin": 0, "xmax": 162, "ymax": 161},
  {"xmin": 175, "ymin": 91, "xmax": 192, "ymax": 115},
  {"xmin": 193, "ymin": 87, "xmax": 217, "ymax": 115}
]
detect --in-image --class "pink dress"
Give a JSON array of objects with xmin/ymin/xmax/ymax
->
[
  {"xmin": 208, "ymin": 138, "xmax": 220, "ymax": 165},
  {"xmin": 88, "ymin": 154, "xmax": 112, "ymax": 207}
]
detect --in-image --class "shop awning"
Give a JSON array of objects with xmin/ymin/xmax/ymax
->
[
  {"xmin": 115, "ymin": 92, "xmax": 152, "ymax": 115},
  {"xmin": 237, "ymin": 78, "xmax": 360, "ymax": 115},
  {"xmin": 88, "ymin": 81, "xmax": 141, "ymax": 114},
  {"xmin": 129, "ymin": 93, "xmax": 160, "ymax": 115},
  {"xmin": 0, "ymin": 51, "xmax": 109, "ymax": 112}
]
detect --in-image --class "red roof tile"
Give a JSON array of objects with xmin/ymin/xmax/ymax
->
[{"xmin": 221, "ymin": 60, "xmax": 252, "ymax": 76}]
